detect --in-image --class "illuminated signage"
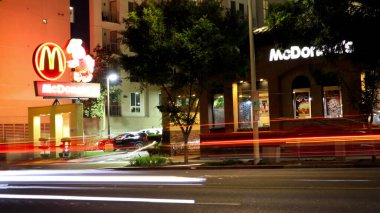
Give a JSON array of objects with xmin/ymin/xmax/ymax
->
[
  {"xmin": 33, "ymin": 43, "xmax": 67, "ymax": 81},
  {"xmin": 34, "ymin": 81, "xmax": 100, "ymax": 98},
  {"xmin": 66, "ymin": 39, "xmax": 95, "ymax": 83},
  {"xmin": 269, "ymin": 41, "xmax": 353, "ymax": 62}
]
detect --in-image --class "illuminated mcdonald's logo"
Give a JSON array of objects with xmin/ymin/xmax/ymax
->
[{"xmin": 33, "ymin": 42, "xmax": 67, "ymax": 81}]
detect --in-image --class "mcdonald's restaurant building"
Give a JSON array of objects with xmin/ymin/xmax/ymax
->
[
  {"xmin": 199, "ymin": 39, "xmax": 364, "ymax": 158},
  {"xmin": 0, "ymin": 1, "xmax": 103, "ymax": 163}
]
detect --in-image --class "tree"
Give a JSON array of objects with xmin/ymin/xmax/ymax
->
[
  {"xmin": 265, "ymin": 0, "xmax": 380, "ymax": 127},
  {"xmin": 120, "ymin": 0, "xmax": 248, "ymax": 163},
  {"xmin": 82, "ymin": 45, "xmax": 121, "ymax": 118}
]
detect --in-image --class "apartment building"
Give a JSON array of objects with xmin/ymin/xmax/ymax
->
[
  {"xmin": 70, "ymin": 0, "xmax": 162, "ymax": 136},
  {"xmin": 78, "ymin": 0, "xmax": 277, "ymax": 140}
]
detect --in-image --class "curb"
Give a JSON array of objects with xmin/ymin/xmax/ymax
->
[
  {"xmin": 104, "ymin": 163, "xmax": 380, "ymax": 170},
  {"xmin": 105, "ymin": 165, "xmax": 283, "ymax": 170}
]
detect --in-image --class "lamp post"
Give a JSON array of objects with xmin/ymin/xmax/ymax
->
[
  {"xmin": 248, "ymin": 0, "xmax": 260, "ymax": 165},
  {"xmin": 106, "ymin": 73, "xmax": 118, "ymax": 139}
]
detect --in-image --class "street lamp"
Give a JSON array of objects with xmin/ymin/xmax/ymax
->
[
  {"xmin": 106, "ymin": 73, "xmax": 118, "ymax": 139},
  {"xmin": 248, "ymin": 0, "xmax": 260, "ymax": 165}
]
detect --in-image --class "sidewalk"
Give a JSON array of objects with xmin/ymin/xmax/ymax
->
[
  {"xmin": 5, "ymin": 152, "xmax": 380, "ymax": 170},
  {"xmin": 111, "ymin": 154, "xmax": 380, "ymax": 170}
]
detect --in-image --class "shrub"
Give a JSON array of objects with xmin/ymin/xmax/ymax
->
[
  {"xmin": 147, "ymin": 134, "xmax": 162, "ymax": 142},
  {"xmin": 129, "ymin": 156, "xmax": 167, "ymax": 167}
]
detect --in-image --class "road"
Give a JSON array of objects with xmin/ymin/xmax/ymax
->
[{"xmin": 0, "ymin": 167, "xmax": 379, "ymax": 213}]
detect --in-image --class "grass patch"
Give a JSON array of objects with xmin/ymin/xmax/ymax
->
[
  {"xmin": 129, "ymin": 156, "xmax": 167, "ymax": 167},
  {"xmin": 83, "ymin": 150, "xmax": 123, "ymax": 158}
]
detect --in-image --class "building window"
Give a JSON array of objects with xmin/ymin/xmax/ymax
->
[
  {"xmin": 293, "ymin": 89, "xmax": 311, "ymax": 119},
  {"xmin": 70, "ymin": 7, "xmax": 74, "ymax": 23},
  {"xmin": 102, "ymin": 29, "xmax": 119, "ymax": 53},
  {"xmin": 230, "ymin": 1, "xmax": 236, "ymax": 13},
  {"xmin": 102, "ymin": 0, "xmax": 118, "ymax": 23},
  {"xmin": 110, "ymin": 30, "xmax": 119, "ymax": 52},
  {"xmin": 128, "ymin": 2, "xmax": 136, "ymax": 13},
  {"xmin": 212, "ymin": 94, "xmax": 225, "ymax": 129},
  {"xmin": 258, "ymin": 91, "xmax": 270, "ymax": 128},
  {"xmin": 105, "ymin": 91, "xmax": 121, "ymax": 116},
  {"xmin": 292, "ymin": 76, "xmax": 311, "ymax": 119},
  {"xmin": 361, "ymin": 72, "xmax": 365, "ymax": 91},
  {"xmin": 237, "ymin": 80, "xmax": 270, "ymax": 129},
  {"xmin": 131, "ymin": 92, "xmax": 141, "ymax": 113},
  {"xmin": 238, "ymin": 3, "xmax": 244, "ymax": 16},
  {"xmin": 110, "ymin": 101, "xmax": 121, "ymax": 116},
  {"xmin": 323, "ymin": 86, "xmax": 343, "ymax": 118},
  {"xmin": 109, "ymin": 0, "xmax": 118, "ymax": 22}
]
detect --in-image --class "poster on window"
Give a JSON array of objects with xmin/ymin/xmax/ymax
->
[
  {"xmin": 294, "ymin": 92, "xmax": 310, "ymax": 118},
  {"xmin": 325, "ymin": 90, "xmax": 342, "ymax": 117},
  {"xmin": 259, "ymin": 98, "xmax": 269, "ymax": 117}
]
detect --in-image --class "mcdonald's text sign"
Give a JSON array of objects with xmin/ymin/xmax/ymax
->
[{"xmin": 34, "ymin": 81, "xmax": 100, "ymax": 98}]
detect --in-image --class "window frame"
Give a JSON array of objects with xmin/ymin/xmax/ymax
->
[{"xmin": 130, "ymin": 92, "xmax": 141, "ymax": 113}]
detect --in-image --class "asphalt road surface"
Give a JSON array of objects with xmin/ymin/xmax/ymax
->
[{"xmin": 0, "ymin": 168, "xmax": 379, "ymax": 213}]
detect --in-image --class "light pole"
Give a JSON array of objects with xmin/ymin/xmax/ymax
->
[
  {"xmin": 106, "ymin": 73, "xmax": 118, "ymax": 139},
  {"xmin": 248, "ymin": 0, "xmax": 260, "ymax": 165}
]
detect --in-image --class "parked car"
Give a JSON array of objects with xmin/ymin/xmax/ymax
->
[
  {"xmin": 98, "ymin": 132, "xmax": 148, "ymax": 151},
  {"xmin": 139, "ymin": 128, "xmax": 162, "ymax": 135},
  {"xmin": 139, "ymin": 128, "xmax": 162, "ymax": 143}
]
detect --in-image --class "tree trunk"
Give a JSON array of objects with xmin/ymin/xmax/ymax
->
[
  {"xmin": 184, "ymin": 134, "xmax": 189, "ymax": 164},
  {"xmin": 368, "ymin": 112, "xmax": 373, "ymax": 133}
]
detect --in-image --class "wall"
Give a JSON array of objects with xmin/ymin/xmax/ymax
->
[
  {"xmin": 103, "ymin": 71, "xmax": 162, "ymax": 136},
  {"xmin": 0, "ymin": 0, "xmax": 72, "ymax": 125}
]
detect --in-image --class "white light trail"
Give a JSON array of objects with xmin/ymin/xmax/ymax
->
[
  {"xmin": 0, "ymin": 170, "xmax": 109, "ymax": 176},
  {"xmin": 0, "ymin": 175, "xmax": 206, "ymax": 183},
  {"xmin": 0, "ymin": 194, "xmax": 195, "ymax": 204}
]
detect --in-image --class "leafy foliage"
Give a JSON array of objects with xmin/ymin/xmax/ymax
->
[
  {"xmin": 81, "ymin": 45, "xmax": 122, "ymax": 118},
  {"xmin": 82, "ymin": 95, "xmax": 104, "ymax": 118},
  {"xmin": 120, "ymin": 0, "xmax": 248, "ymax": 163},
  {"xmin": 129, "ymin": 156, "xmax": 167, "ymax": 167}
]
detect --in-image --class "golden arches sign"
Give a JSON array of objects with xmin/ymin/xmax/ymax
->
[{"xmin": 33, "ymin": 42, "xmax": 67, "ymax": 81}]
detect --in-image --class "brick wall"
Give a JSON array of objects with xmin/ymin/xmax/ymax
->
[{"xmin": 167, "ymin": 129, "xmax": 200, "ymax": 156}]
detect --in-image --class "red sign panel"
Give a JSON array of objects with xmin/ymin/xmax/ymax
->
[
  {"xmin": 34, "ymin": 81, "xmax": 100, "ymax": 98},
  {"xmin": 33, "ymin": 42, "xmax": 67, "ymax": 81}
]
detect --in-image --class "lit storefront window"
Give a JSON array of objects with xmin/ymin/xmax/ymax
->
[
  {"xmin": 259, "ymin": 92, "xmax": 270, "ymax": 128},
  {"xmin": 323, "ymin": 86, "xmax": 343, "ymax": 118},
  {"xmin": 212, "ymin": 94, "xmax": 225, "ymax": 128},
  {"xmin": 237, "ymin": 80, "xmax": 270, "ymax": 129},
  {"xmin": 293, "ymin": 88, "xmax": 311, "ymax": 119},
  {"xmin": 238, "ymin": 84, "xmax": 252, "ymax": 129},
  {"xmin": 361, "ymin": 72, "xmax": 365, "ymax": 91}
]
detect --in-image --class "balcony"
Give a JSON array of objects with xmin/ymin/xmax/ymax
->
[
  {"xmin": 102, "ymin": 11, "xmax": 119, "ymax": 23},
  {"xmin": 102, "ymin": 43, "xmax": 120, "ymax": 53}
]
